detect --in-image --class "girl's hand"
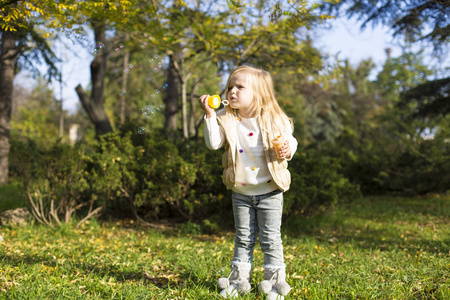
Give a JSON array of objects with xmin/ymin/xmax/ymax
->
[
  {"xmin": 198, "ymin": 95, "xmax": 216, "ymax": 118},
  {"xmin": 279, "ymin": 140, "xmax": 291, "ymax": 159}
]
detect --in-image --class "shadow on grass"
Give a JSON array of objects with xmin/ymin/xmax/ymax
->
[
  {"xmin": 283, "ymin": 195, "xmax": 450, "ymax": 254},
  {"xmin": 0, "ymin": 250, "xmax": 190, "ymax": 291},
  {"xmin": 1, "ymin": 243, "xmax": 224, "ymax": 297}
]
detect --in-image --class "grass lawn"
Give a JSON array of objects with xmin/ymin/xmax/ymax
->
[{"xmin": 0, "ymin": 195, "xmax": 448, "ymax": 299}]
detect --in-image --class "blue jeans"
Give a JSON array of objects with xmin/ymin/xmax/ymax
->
[{"xmin": 231, "ymin": 189, "xmax": 284, "ymax": 266}]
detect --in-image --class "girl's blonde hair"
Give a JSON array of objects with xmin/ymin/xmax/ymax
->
[{"xmin": 224, "ymin": 65, "xmax": 294, "ymax": 144}]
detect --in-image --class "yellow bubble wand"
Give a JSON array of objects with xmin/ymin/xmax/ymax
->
[{"xmin": 208, "ymin": 95, "xmax": 229, "ymax": 109}]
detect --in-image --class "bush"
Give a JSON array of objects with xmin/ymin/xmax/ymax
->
[
  {"xmin": 0, "ymin": 180, "xmax": 27, "ymax": 212},
  {"xmin": 179, "ymin": 221, "xmax": 202, "ymax": 235},
  {"xmin": 10, "ymin": 137, "xmax": 102, "ymax": 228},
  {"xmin": 173, "ymin": 136, "xmax": 233, "ymax": 223},
  {"xmin": 332, "ymin": 113, "xmax": 450, "ymax": 196},
  {"xmin": 9, "ymin": 124, "xmax": 362, "ymax": 227},
  {"xmin": 284, "ymin": 147, "xmax": 362, "ymax": 218},
  {"xmin": 9, "ymin": 135, "xmax": 45, "ymax": 182},
  {"xmin": 81, "ymin": 125, "xmax": 201, "ymax": 222}
]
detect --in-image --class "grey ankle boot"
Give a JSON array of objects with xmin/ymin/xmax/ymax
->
[
  {"xmin": 218, "ymin": 262, "xmax": 252, "ymax": 298},
  {"xmin": 259, "ymin": 264, "xmax": 291, "ymax": 300}
]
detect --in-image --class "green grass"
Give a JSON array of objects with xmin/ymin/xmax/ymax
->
[
  {"xmin": 0, "ymin": 181, "xmax": 27, "ymax": 213},
  {"xmin": 0, "ymin": 195, "xmax": 448, "ymax": 299}
]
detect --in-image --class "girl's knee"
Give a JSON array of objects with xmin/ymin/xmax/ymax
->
[
  {"xmin": 260, "ymin": 239, "xmax": 283, "ymax": 252},
  {"xmin": 235, "ymin": 237, "xmax": 256, "ymax": 249}
]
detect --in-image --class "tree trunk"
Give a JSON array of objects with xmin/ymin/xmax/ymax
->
[
  {"xmin": 181, "ymin": 68, "xmax": 192, "ymax": 139},
  {"xmin": 181, "ymin": 74, "xmax": 188, "ymax": 139},
  {"xmin": 163, "ymin": 54, "xmax": 180, "ymax": 140},
  {"xmin": 189, "ymin": 84, "xmax": 197, "ymax": 138},
  {"xmin": 75, "ymin": 22, "xmax": 112, "ymax": 136},
  {"xmin": 120, "ymin": 34, "xmax": 130, "ymax": 125},
  {"xmin": 58, "ymin": 47, "xmax": 64, "ymax": 139},
  {"xmin": 0, "ymin": 30, "xmax": 17, "ymax": 184}
]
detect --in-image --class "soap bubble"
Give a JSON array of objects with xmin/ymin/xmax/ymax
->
[
  {"xmin": 143, "ymin": 110, "xmax": 154, "ymax": 120},
  {"xmin": 149, "ymin": 54, "xmax": 160, "ymax": 64},
  {"xmin": 162, "ymin": 82, "xmax": 169, "ymax": 90},
  {"xmin": 138, "ymin": 127, "xmax": 146, "ymax": 134},
  {"xmin": 142, "ymin": 105, "xmax": 156, "ymax": 119},
  {"xmin": 91, "ymin": 42, "xmax": 105, "ymax": 55},
  {"xmin": 124, "ymin": 64, "xmax": 134, "ymax": 74},
  {"xmin": 141, "ymin": 42, "xmax": 148, "ymax": 48},
  {"xmin": 155, "ymin": 104, "xmax": 164, "ymax": 111},
  {"xmin": 115, "ymin": 43, "xmax": 124, "ymax": 51},
  {"xmin": 149, "ymin": 54, "xmax": 163, "ymax": 72},
  {"xmin": 120, "ymin": 90, "xmax": 126, "ymax": 96},
  {"xmin": 151, "ymin": 90, "xmax": 161, "ymax": 99}
]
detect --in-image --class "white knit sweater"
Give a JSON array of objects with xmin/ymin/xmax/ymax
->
[{"xmin": 204, "ymin": 112, "xmax": 298, "ymax": 196}]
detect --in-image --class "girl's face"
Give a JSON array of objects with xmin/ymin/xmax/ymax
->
[{"xmin": 227, "ymin": 73, "xmax": 255, "ymax": 118}]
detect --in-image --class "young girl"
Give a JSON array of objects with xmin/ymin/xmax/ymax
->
[{"xmin": 198, "ymin": 65, "xmax": 297, "ymax": 299}]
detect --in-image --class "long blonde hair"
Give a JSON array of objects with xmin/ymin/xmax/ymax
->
[{"xmin": 224, "ymin": 65, "xmax": 294, "ymax": 144}]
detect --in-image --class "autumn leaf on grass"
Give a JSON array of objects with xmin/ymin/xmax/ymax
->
[{"xmin": 143, "ymin": 270, "xmax": 182, "ymax": 288}]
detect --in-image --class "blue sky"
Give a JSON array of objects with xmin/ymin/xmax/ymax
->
[
  {"xmin": 313, "ymin": 16, "xmax": 401, "ymax": 75},
  {"xmin": 13, "ymin": 16, "xmax": 440, "ymax": 115}
]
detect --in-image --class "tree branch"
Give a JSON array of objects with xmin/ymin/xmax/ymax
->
[
  {"xmin": 50, "ymin": 199, "xmax": 62, "ymax": 226},
  {"xmin": 0, "ymin": 0, "xmax": 20, "ymax": 9},
  {"xmin": 161, "ymin": 190, "xmax": 190, "ymax": 220},
  {"xmin": 75, "ymin": 207, "xmax": 103, "ymax": 229},
  {"xmin": 119, "ymin": 186, "xmax": 159, "ymax": 228},
  {"xmin": 75, "ymin": 85, "xmax": 95, "ymax": 122}
]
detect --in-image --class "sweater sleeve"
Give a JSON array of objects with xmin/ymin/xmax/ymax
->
[
  {"xmin": 285, "ymin": 133, "xmax": 298, "ymax": 161},
  {"xmin": 203, "ymin": 112, "xmax": 226, "ymax": 150},
  {"xmin": 283, "ymin": 117, "xmax": 298, "ymax": 162}
]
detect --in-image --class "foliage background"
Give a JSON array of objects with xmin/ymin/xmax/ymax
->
[{"xmin": 2, "ymin": 0, "xmax": 449, "ymax": 230}]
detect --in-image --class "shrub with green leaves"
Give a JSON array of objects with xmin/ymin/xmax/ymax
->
[
  {"xmin": 173, "ymin": 137, "xmax": 233, "ymax": 227},
  {"xmin": 83, "ymin": 127, "xmax": 199, "ymax": 222},
  {"xmin": 284, "ymin": 147, "xmax": 362, "ymax": 218},
  {"xmin": 9, "ymin": 125, "xmax": 362, "ymax": 228},
  {"xmin": 9, "ymin": 135, "xmax": 45, "ymax": 182},
  {"xmin": 333, "ymin": 113, "xmax": 450, "ymax": 196},
  {"xmin": 10, "ymin": 137, "xmax": 98, "ymax": 228}
]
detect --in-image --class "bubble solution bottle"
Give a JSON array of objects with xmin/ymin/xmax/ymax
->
[{"xmin": 208, "ymin": 95, "xmax": 229, "ymax": 109}]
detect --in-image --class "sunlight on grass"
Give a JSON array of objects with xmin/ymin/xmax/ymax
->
[{"xmin": 0, "ymin": 195, "xmax": 448, "ymax": 299}]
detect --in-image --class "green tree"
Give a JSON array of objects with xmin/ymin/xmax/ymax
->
[
  {"xmin": 286, "ymin": 57, "xmax": 377, "ymax": 148},
  {"xmin": 0, "ymin": 0, "xmax": 136, "ymax": 183},
  {"xmin": 376, "ymin": 50, "xmax": 433, "ymax": 106},
  {"xmin": 11, "ymin": 78, "xmax": 61, "ymax": 147},
  {"xmin": 1, "ymin": 0, "xmax": 62, "ymax": 184},
  {"xmin": 319, "ymin": 0, "xmax": 450, "ymax": 120},
  {"xmin": 326, "ymin": 50, "xmax": 449, "ymax": 195},
  {"xmin": 398, "ymin": 76, "xmax": 450, "ymax": 119},
  {"xmin": 104, "ymin": 0, "xmax": 333, "ymax": 141},
  {"xmin": 320, "ymin": 0, "xmax": 450, "ymax": 54}
]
